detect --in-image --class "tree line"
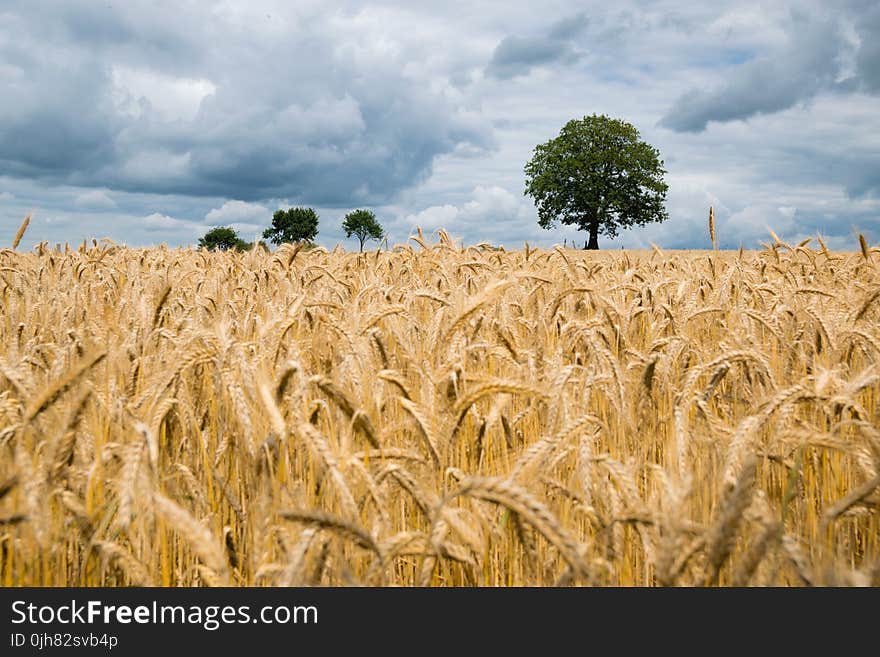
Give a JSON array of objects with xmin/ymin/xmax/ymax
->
[
  {"xmin": 198, "ymin": 207, "xmax": 384, "ymax": 252},
  {"xmin": 200, "ymin": 113, "xmax": 670, "ymax": 252}
]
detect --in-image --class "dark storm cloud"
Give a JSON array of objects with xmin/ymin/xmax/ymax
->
[
  {"xmin": 659, "ymin": 13, "xmax": 843, "ymax": 133},
  {"xmin": 548, "ymin": 13, "xmax": 589, "ymax": 40},
  {"xmin": 2, "ymin": 1, "xmax": 879, "ymax": 251},
  {"xmin": 0, "ymin": 28, "xmax": 119, "ymax": 176},
  {"xmin": 159, "ymin": 80, "xmax": 490, "ymax": 204},
  {"xmin": 487, "ymin": 37, "xmax": 573, "ymax": 79},
  {"xmin": 0, "ymin": 1, "xmax": 493, "ymax": 206},
  {"xmin": 781, "ymin": 148, "xmax": 880, "ymax": 199},
  {"xmin": 854, "ymin": 7, "xmax": 880, "ymax": 92},
  {"xmin": 486, "ymin": 13, "xmax": 588, "ymax": 79},
  {"xmin": 661, "ymin": 5, "xmax": 880, "ymax": 133}
]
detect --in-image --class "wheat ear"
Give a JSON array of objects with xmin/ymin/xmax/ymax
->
[{"xmin": 11, "ymin": 214, "xmax": 30, "ymax": 250}]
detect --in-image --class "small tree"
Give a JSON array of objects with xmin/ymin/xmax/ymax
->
[
  {"xmin": 262, "ymin": 207, "xmax": 319, "ymax": 245},
  {"xmin": 342, "ymin": 209, "xmax": 384, "ymax": 252},
  {"xmin": 198, "ymin": 226, "xmax": 251, "ymax": 251},
  {"xmin": 524, "ymin": 114, "xmax": 668, "ymax": 249}
]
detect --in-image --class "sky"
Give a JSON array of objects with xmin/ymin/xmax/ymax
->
[{"xmin": 1, "ymin": 0, "xmax": 878, "ymax": 251}]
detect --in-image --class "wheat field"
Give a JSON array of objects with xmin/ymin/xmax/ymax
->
[{"xmin": 1, "ymin": 230, "xmax": 879, "ymax": 586}]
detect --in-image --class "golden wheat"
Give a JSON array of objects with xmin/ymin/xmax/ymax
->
[
  {"xmin": 0, "ymin": 235, "xmax": 877, "ymax": 586},
  {"xmin": 11, "ymin": 214, "xmax": 30, "ymax": 250}
]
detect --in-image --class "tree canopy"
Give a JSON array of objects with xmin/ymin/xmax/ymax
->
[
  {"xmin": 524, "ymin": 114, "xmax": 668, "ymax": 249},
  {"xmin": 342, "ymin": 209, "xmax": 384, "ymax": 252},
  {"xmin": 262, "ymin": 207, "xmax": 319, "ymax": 245},
  {"xmin": 198, "ymin": 226, "xmax": 251, "ymax": 251}
]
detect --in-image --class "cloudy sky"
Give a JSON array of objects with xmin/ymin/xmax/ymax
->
[{"xmin": 1, "ymin": 0, "xmax": 878, "ymax": 250}]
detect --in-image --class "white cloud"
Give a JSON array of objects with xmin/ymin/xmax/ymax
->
[
  {"xmin": 723, "ymin": 204, "xmax": 799, "ymax": 244},
  {"xmin": 464, "ymin": 185, "xmax": 528, "ymax": 220},
  {"xmin": 74, "ymin": 189, "xmax": 116, "ymax": 208},
  {"xmin": 111, "ymin": 65, "xmax": 216, "ymax": 122},
  {"xmin": 0, "ymin": 1, "xmax": 878, "ymax": 250},
  {"xmin": 402, "ymin": 204, "xmax": 461, "ymax": 231},
  {"xmin": 119, "ymin": 151, "xmax": 192, "ymax": 184},
  {"xmin": 142, "ymin": 212, "xmax": 200, "ymax": 233},
  {"xmin": 402, "ymin": 185, "xmax": 530, "ymax": 230},
  {"xmin": 399, "ymin": 185, "xmax": 554, "ymax": 246},
  {"xmin": 204, "ymin": 200, "xmax": 271, "ymax": 226}
]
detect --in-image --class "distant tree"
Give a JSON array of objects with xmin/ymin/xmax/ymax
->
[
  {"xmin": 262, "ymin": 207, "xmax": 319, "ymax": 245},
  {"xmin": 198, "ymin": 226, "xmax": 251, "ymax": 251},
  {"xmin": 342, "ymin": 209, "xmax": 384, "ymax": 252},
  {"xmin": 524, "ymin": 114, "xmax": 668, "ymax": 249}
]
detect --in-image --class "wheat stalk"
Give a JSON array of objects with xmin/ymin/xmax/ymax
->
[
  {"xmin": 279, "ymin": 509, "xmax": 380, "ymax": 555},
  {"xmin": 446, "ymin": 476, "xmax": 591, "ymax": 581},
  {"xmin": 2, "ymin": 230, "xmax": 878, "ymax": 586},
  {"xmin": 859, "ymin": 233, "xmax": 870, "ymax": 261},
  {"xmin": 11, "ymin": 214, "xmax": 30, "ymax": 250},
  {"xmin": 152, "ymin": 492, "xmax": 230, "ymax": 585},
  {"xmin": 24, "ymin": 350, "xmax": 106, "ymax": 422},
  {"xmin": 709, "ymin": 206, "xmax": 717, "ymax": 250}
]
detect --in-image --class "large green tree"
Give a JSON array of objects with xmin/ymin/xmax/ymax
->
[
  {"xmin": 198, "ymin": 226, "xmax": 251, "ymax": 251},
  {"xmin": 524, "ymin": 114, "xmax": 668, "ymax": 249},
  {"xmin": 262, "ymin": 207, "xmax": 319, "ymax": 245},
  {"xmin": 342, "ymin": 209, "xmax": 384, "ymax": 252}
]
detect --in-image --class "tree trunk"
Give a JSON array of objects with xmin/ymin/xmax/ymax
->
[{"xmin": 585, "ymin": 220, "xmax": 599, "ymax": 250}]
